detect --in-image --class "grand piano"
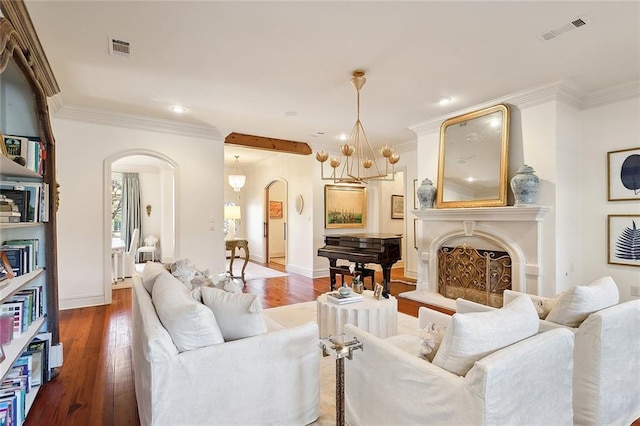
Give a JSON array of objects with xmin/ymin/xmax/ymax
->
[{"xmin": 318, "ymin": 233, "xmax": 402, "ymax": 293}]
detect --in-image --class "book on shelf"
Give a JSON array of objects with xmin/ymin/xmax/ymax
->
[
  {"xmin": 0, "ymin": 189, "xmax": 29, "ymax": 222},
  {"xmin": 326, "ymin": 291, "xmax": 364, "ymax": 305},
  {"xmin": 0, "ymin": 302, "xmax": 23, "ymax": 339},
  {"xmin": 0, "ymin": 182, "xmax": 47, "ymax": 223},
  {"xmin": 0, "ymin": 315, "xmax": 13, "ymax": 345}
]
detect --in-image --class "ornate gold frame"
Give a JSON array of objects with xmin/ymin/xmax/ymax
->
[{"xmin": 436, "ymin": 104, "xmax": 510, "ymax": 208}]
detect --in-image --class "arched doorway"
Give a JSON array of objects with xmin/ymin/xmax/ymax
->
[
  {"xmin": 265, "ymin": 179, "xmax": 287, "ymax": 266},
  {"xmin": 103, "ymin": 150, "xmax": 177, "ymax": 304}
]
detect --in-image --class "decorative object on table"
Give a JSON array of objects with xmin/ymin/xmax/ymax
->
[
  {"xmin": 510, "ymin": 164, "xmax": 539, "ymax": 206},
  {"xmin": 224, "ymin": 205, "xmax": 241, "ymax": 240},
  {"xmin": 416, "ymin": 178, "xmax": 436, "ymax": 209},
  {"xmin": 269, "ymin": 200, "xmax": 283, "ymax": 218},
  {"xmin": 348, "ymin": 263, "xmax": 363, "ymax": 294},
  {"xmin": 373, "ymin": 283, "xmax": 384, "ymax": 300},
  {"xmin": 319, "ymin": 334, "xmax": 363, "ymax": 426},
  {"xmin": 295, "ymin": 194, "xmax": 304, "ymax": 214},
  {"xmin": 391, "ymin": 194, "xmax": 404, "ymax": 219},
  {"xmin": 326, "ymin": 290, "xmax": 363, "ymax": 305},
  {"xmin": 228, "ymin": 155, "xmax": 246, "ymax": 192},
  {"xmin": 607, "ymin": 147, "xmax": 640, "ymax": 201},
  {"xmin": 314, "ymin": 70, "xmax": 399, "ymax": 184},
  {"xmin": 607, "ymin": 214, "xmax": 640, "ymax": 267},
  {"xmin": 338, "ymin": 283, "xmax": 351, "ymax": 296},
  {"xmin": 324, "ymin": 185, "xmax": 367, "ymax": 228}
]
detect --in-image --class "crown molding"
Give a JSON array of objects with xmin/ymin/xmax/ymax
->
[
  {"xmin": 53, "ymin": 105, "xmax": 224, "ymax": 140},
  {"xmin": 409, "ymin": 80, "xmax": 639, "ymax": 136}
]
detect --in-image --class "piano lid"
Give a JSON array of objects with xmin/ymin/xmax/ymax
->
[{"xmin": 323, "ymin": 233, "xmax": 402, "ymax": 240}]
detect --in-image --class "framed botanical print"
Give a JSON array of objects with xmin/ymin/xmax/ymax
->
[
  {"xmin": 391, "ymin": 194, "xmax": 404, "ymax": 219},
  {"xmin": 608, "ymin": 147, "xmax": 640, "ymax": 201},
  {"xmin": 608, "ymin": 214, "xmax": 640, "ymax": 267}
]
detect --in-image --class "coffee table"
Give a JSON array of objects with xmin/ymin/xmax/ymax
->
[{"xmin": 317, "ymin": 290, "xmax": 398, "ymax": 339}]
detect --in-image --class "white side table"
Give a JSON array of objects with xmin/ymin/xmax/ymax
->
[{"xmin": 317, "ymin": 290, "xmax": 398, "ymax": 338}]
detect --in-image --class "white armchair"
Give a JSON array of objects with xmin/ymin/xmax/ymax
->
[
  {"xmin": 123, "ymin": 228, "xmax": 139, "ymax": 278},
  {"xmin": 504, "ymin": 285, "xmax": 640, "ymax": 426},
  {"xmin": 344, "ymin": 296, "xmax": 575, "ymax": 425}
]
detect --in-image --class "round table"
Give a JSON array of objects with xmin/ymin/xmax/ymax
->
[{"xmin": 317, "ymin": 290, "xmax": 398, "ymax": 339}]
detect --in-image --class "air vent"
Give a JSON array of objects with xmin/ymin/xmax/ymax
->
[
  {"xmin": 109, "ymin": 36, "xmax": 131, "ymax": 57},
  {"xmin": 538, "ymin": 16, "xmax": 590, "ymax": 41}
]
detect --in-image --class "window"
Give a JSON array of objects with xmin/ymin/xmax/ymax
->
[{"xmin": 112, "ymin": 172, "xmax": 123, "ymax": 238}]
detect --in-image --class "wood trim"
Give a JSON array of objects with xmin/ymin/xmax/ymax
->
[
  {"xmin": 397, "ymin": 296, "xmax": 455, "ymax": 318},
  {"xmin": 225, "ymin": 132, "xmax": 312, "ymax": 155},
  {"xmin": 0, "ymin": 0, "xmax": 60, "ymax": 96}
]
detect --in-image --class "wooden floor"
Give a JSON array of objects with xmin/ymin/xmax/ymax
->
[{"xmin": 24, "ymin": 263, "xmax": 415, "ymax": 426}]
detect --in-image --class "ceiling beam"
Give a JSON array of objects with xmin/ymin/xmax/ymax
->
[{"xmin": 225, "ymin": 132, "xmax": 312, "ymax": 156}]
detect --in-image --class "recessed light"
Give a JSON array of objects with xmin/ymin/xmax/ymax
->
[
  {"xmin": 338, "ymin": 134, "xmax": 348, "ymax": 141},
  {"xmin": 170, "ymin": 105, "xmax": 187, "ymax": 113},
  {"xmin": 284, "ymin": 111, "xmax": 298, "ymax": 117},
  {"xmin": 438, "ymin": 97, "xmax": 453, "ymax": 106}
]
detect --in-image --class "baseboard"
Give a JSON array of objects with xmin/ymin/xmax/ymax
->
[{"xmin": 59, "ymin": 295, "xmax": 107, "ymax": 310}]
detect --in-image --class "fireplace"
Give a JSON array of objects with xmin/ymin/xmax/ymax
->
[{"xmin": 412, "ymin": 206, "xmax": 550, "ymax": 303}]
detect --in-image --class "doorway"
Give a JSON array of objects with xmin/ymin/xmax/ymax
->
[
  {"xmin": 265, "ymin": 179, "xmax": 287, "ymax": 266},
  {"xmin": 104, "ymin": 151, "xmax": 177, "ymax": 303}
]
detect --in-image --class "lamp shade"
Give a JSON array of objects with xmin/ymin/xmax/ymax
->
[
  {"xmin": 228, "ymin": 174, "xmax": 246, "ymax": 192},
  {"xmin": 224, "ymin": 205, "xmax": 242, "ymax": 220}
]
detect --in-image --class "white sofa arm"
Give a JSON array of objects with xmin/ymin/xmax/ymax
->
[
  {"xmin": 149, "ymin": 322, "xmax": 320, "ymax": 425},
  {"xmin": 418, "ymin": 306, "xmax": 452, "ymax": 329},
  {"xmin": 455, "ymin": 297, "xmax": 498, "ymax": 314}
]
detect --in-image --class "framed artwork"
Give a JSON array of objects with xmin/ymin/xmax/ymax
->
[
  {"xmin": 269, "ymin": 200, "xmax": 283, "ymax": 218},
  {"xmin": 324, "ymin": 185, "xmax": 367, "ymax": 229},
  {"xmin": 413, "ymin": 179, "xmax": 418, "ymax": 209},
  {"xmin": 1, "ymin": 135, "xmax": 28, "ymax": 160},
  {"xmin": 608, "ymin": 147, "xmax": 640, "ymax": 201},
  {"xmin": 608, "ymin": 214, "xmax": 640, "ymax": 267},
  {"xmin": 391, "ymin": 194, "xmax": 404, "ymax": 219},
  {"xmin": 373, "ymin": 283, "xmax": 384, "ymax": 300}
]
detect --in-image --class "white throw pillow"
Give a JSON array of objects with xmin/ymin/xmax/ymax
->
[
  {"xmin": 142, "ymin": 262, "xmax": 170, "ymax": 294},
  {"xmin": 546, "ymin": 276, "xmax": 619, "ymax": 327},
  {"xmin": 199, "ymin": 287, "xmax": 267, "ymax": 341},
  {"xmin": 432, "ymin": 295, "xmax": 539, "ymax": 376},
  {"xmin": 152, "ymin": 273, "xmax": 224, "ymax": 352}
]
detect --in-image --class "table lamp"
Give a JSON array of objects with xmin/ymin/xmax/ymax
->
[{"xmin": 224, "ymin": 205, "xmax": 241, "ymax": 240}]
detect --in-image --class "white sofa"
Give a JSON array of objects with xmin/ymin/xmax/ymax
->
[
  {"xmin": 344, "ymin": 296, "xmax": 575, "ymax": 425},
  {"xmin": 131, "ymin": 266, "xmax": 320, "ymax": 426},
  {"xmin": 503, "ymin": 285, "xmax": 640, "ymax": 426}
]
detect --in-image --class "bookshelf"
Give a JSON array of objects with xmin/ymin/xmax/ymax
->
[{"xmin": 0, "ymin": 2, "xmax": 62, "ymax": 422}]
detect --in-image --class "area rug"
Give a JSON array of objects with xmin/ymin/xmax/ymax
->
[
  {"xmin": 225, "ymin": 260, "xmax": 288, "ymax": 280},
  {"xmin": 264, "ymin": 301, "xmax": 419, "ymax": 425}
]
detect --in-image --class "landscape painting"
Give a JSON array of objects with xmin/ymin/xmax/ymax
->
[{"xmin": 324, "ymin": 185, "xmax": 367, "ymax": 229}]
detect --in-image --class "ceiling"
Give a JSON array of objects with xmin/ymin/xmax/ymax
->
[{"xmin": 23, "ymin": 1, "xmax": 640, "ymax": 167}]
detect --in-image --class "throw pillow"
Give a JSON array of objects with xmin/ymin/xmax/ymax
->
[
  {"xmin": 142, "ymin": 261, "xmax": 169, "ymax": 294},
  {"xmin": 417, "ymin": 322, "xmax": 445, "ymax": 362},
  {"xmin": 432, "ymin": 295, "xmax": 539, "ymax": 376},
  {"xmin": 152, "ymin": 273, "xmax": 224, "ymax": 352},
  {"xmin": 545, "ymin": 276, "xmax": 619, "ymax": 327},
  {"xmin": 199, "ymin": 287, "xmax": 267, "ymax": 341},
  {"xmin": 534, "ymin": 296, "xmax": 558, "ymax": 320}
]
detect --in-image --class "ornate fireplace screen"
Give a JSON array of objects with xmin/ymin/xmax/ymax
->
[{"xmin": 438, "ymin": 245, "xmax": 512, "ymax": 308}]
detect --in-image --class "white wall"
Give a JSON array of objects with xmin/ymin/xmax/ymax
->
[
  {"xmin": 580, "ymin": 97, "xmax": 640, "ymax": 302},
  {"xmin": 268, "ymin": 180, "xmax": 286, "ymax": 258},
  {"xmin": 52, "ymin": 117, "xmax": 224, "ymax": 309}
]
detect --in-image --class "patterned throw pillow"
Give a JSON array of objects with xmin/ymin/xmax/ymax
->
[{"xmin": 417, "ymin": 322, "xmax": 445, "ymax": 362}]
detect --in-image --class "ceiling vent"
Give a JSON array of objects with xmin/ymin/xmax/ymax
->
[
  {"xmin": 538, "ymin": 16, "xmax": 590, "ymax": 41},
  {"xmin": 109, "ymin": 36, "xmax": 131, "ymax": 57}
]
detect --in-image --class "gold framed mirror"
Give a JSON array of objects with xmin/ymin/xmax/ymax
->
[{"xmin": 435, "ymin": 104, "xmax": 510, "ymax": 208}]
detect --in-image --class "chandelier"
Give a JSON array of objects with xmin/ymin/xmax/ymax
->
[
  {"xmin": 316, "ymin": 70, "xmax": 399, "ymax": 184},
  {"xmin": 228, "ymin": 155, "xmax": 246, "ymax": 192}
]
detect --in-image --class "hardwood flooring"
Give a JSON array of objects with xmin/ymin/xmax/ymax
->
[{"xmin": 24, "ymin": 263, "xmax": 415, "ymax": 426}]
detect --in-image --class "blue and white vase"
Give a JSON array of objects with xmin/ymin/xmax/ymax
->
[
  {"xmin": 417, "ymin": 178, "xmax": 437, "ymax": 209},
  {"xmin": 511, "ymin": 165, "xmax": 539, "ymax": 206}
]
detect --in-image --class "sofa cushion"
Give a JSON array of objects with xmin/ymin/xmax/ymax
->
[
  {"xmin": 546, "ymin": 276, "xmax": 619, "ymax": 327},
  {"xmin": 199, "ymin": 287, "xmax": 267, "ymax": 341},
  {"xmin": 142, "ymin": 262, "xmax": 170, "ymax": 294},
  {"xmin": 432, "ymin": 295, "xmax": 539, "ymax": 376},
  {"xmin": 152, "ymin": 273, "xmax": 224, "ymax": 352}
]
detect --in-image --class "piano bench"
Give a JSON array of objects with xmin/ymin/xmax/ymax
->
[{"xmin": 330, "ymin": 266, "xmax": 376, "ymax": 290}]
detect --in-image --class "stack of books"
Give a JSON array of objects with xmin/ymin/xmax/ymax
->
[
  {"xmin": 326, "ymin": 291, "xmax": 363, "ymax": 305},
  {"xmin": 0, "ymin": 196, "xmax": 20, "ymax": 224}
]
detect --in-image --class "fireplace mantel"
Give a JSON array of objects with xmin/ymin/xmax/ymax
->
[
  {"xmin": 412, "ymin": 206, "xmax": 551, "ymax": 222},
  {"xmin": 412, "ymin": 205, "xmax": 551, "ymax": 298}
]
